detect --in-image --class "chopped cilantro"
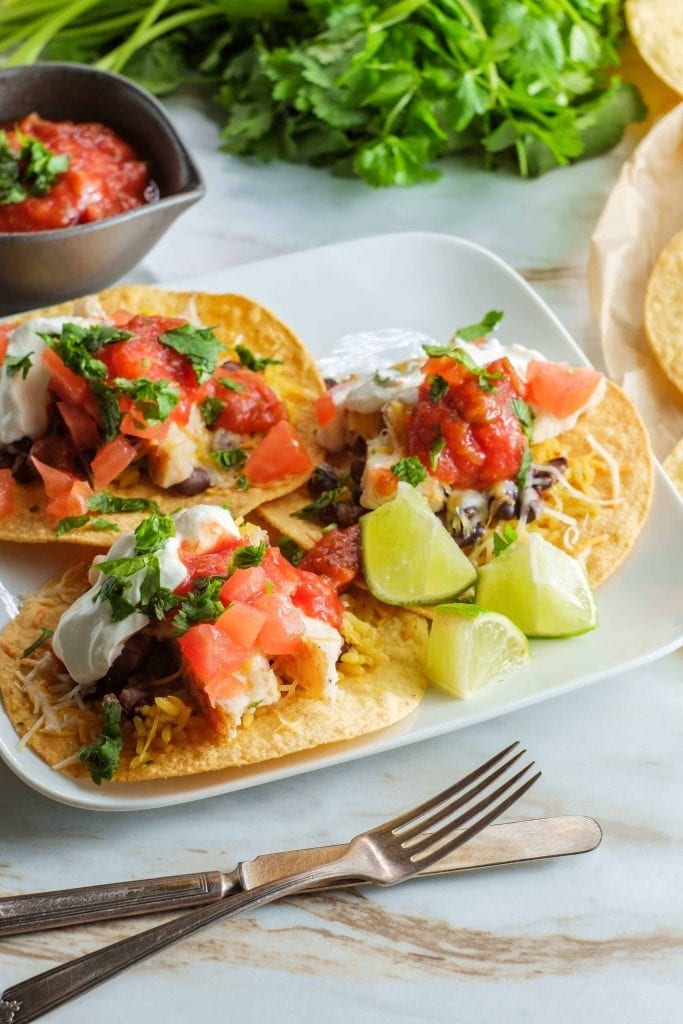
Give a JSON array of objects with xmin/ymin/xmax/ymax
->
[
  {"xmin": 20, "ymin": 627, "xmax": 53, "ymax": 659},
  {"xmin": 0, "ymin": 129, "xmax": 69, "ymax": 204},
  {"xmin": 111, "ymin": 377, "xmax": 180, "ymax": 426},
  {"xmin": 133, "ymin": 514, "xmax": 175, "ymax": 555},
  {"xmin": 294, "ymin": 487, "xmax": 342, "ymax": 519},
  {"xmin": 276, "ymin": 536, "xmax": 303, "ymax": 566},
  {"xmin": 219, "ymin": 376, "xmax": 245, "ymax": 392},
  {"xmin": 212, "ymin": 447, "xmax": 247, "ymax": 470},
  {"xmin": 429, "ymin": 435, "xmax": 446, "ymax": 471},
  {"xmin": 77, "ymin": 698, "xmax": 123, "ymax": 785},
  {"xmin": 493, "ymin": 524, "xmax": 518, "ymax": 557},
  {"xmin": 40, "ymin": 323, "xmax": 131, "ymax": 381},
  {"xmin": 4, "ymin": 352, "xmax": 33, "ymax": 379},
  {"xmin": 516, "ymin": 447, "xmax": 533, "ymax": 490},
  {"xmin": 88, "ymin": 493, "xmax": 161, "ymax": 515},
  {"xmin": 137, "ymin": 559, "xmax": 178, "ymax": 620},
  {"xmin": 422, "ymin": 340, "xmax": 503, "ymax": 391},
  {"xmin": 235, "ymin": 344, "xmax": 282, "ymax": 373},
  {"xmin": 200, "ymin": 397, "xmax": 224, "ymax": 427},
  {"xmin": 96, "ymin": 576, "xmax": 137, "ymax": 622},
  {"xmin": 230, "ymin": 541, "xmax": 266, "ymax": 571},
  {"xmin": 456, "ymin": 310, "xmax": 504, "ymax": 342},
  {"xmin": 160, "ymin": 324, "xmax": 223, "ymax": 384},
  {"xmin": 173, "ymin": 577, "xmax": 225, "ymax": 636},
  {"xmin": 373, "ymin": 370, "xmax": 395, "ymax": 387},
  {"xmin": 55, "ymin": 515, "xmax": 118, "ymax": 537},
  {"xmin": 428, "ymin": 375, "xmax": 448, "ymax": 404},
  {"xmin": 391, "ymin": 456, "xmax": 427, "ymax": 487},
  {"xmin": 236, "ymin": 474, "xmax": 250, "ymax": 491},
  {"xmin": 511, "ymin": 398, "xmax": 535, "ymax": 443}
]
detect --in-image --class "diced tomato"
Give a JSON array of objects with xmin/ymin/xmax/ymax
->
[
  {"xmin": 31, "ymin": 457, "xmax": 78, "ymax": 499},
  {"xmin": 203, "ymin": 368, "xmax": 285, "ymax": 435},
  {"xmin": 176, "ymin": 545, "xmax": 240, "ymax": 596},
  {"xmin": 262, "ymin": 547, "xmax": 299, "ymax": 594},
  {"xmin": 91, "ymin": 436, "xmax": 136, "ymax": 489},
  {"xmin": 0, "ymin": 468, "xmax": 14, "ymax": 518},
  {"xmin": 245, "ymin": 421, "xmax": 313, "ymax": 485},
  {"xmin": 292, "ymin": 571, "xmax": 344, "ymax": 630},
  {"xmin": 219, "ymin": 565, "xmax": 268, "ymax": 606},
  {"xmin": 179, "ymin": 624, "xmax": 250, "ymax": 705},
  {"xmin": 46, "ymin": 479, "xmax": 92, "ymax": 518},
  {"xmin": 43, "ymin": 347, "xmax": 91, "ymax": 407},
  {"xmin": 57, "ymin": 402, "xmax": 100, "ymax": 450},
  {"xmin": 119, "ymin": 398, "xmax": 171, "ymax": 441},
  {"xmin": 252, "ymin": 592, "xmax": 305, "ymax": 656},
  {"xmin": 30, "ymin": 435, "xmax": 76, "ymax": 473},
  {"xmin": 374, "ymin": 467, "xmax": 399, "ymax": 499},
  {"xmin": 315, "ymin": 391, "xmax": 336, "ymax": 427},
  {"xmin": 99, "ymin": 316, "xmax": 197, "ymax": 390},
  {"xmin": 299, "ymin": 524, "xmax": 361, "ymax": 593},
  {"xmin": 215, "ymin": 601, "xmax": 267, "ymax": 648},
  {"xmin": 526, "ymin": 361, "xmax": 602, "ymax": 419}
]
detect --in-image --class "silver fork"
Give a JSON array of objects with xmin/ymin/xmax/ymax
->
[{"xmin": 0, "ymin": 742, "xmax": 540, "ymax": 1024}]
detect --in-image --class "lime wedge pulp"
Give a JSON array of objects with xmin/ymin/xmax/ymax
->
[
  {"xmin": 476, "ymin": 531, "xmax": 598, "ymax": 638},
  {"xmin": 360, "ymin": 482, "xmax": 477, "ymax": 605},
  {"xmin": 427, "ymin": 603, "xmax": 530, "ymax": 699}
]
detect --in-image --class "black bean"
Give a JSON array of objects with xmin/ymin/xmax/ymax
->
[
  {"xmin": 455, "ymin": 522, "xmax": 485, "ymax": 549},
  {"xmin": 221, "ymin": 360, "xmax": 240, "ymax": 372},
  {"xmin": 351, "ymin": 485, "xmax": 363, "ymax": 505},
  {"xmin": 323, "ymin": 377, "xmax": 337, "ymax": 390},
  {"xmin": 107, "ymin": 635, "xmax": 155, "ymax": 681},
  {"xmin": 350, "ymin": 459, "xmax": 365, "ymax": 484},
  {"xmin": 548, "ymin": 457, "xmax": 568, "ymax": 473},
  {"xmin": 525, "ymin": 493, "xmax": 542, "ymax": 523},
  {"xmin": 174, "ymin": 467, "xmax": 210, "ymax": 496},
  {"xmin": 334, "ymin": 502, "xmax": 363, "ymax": 528},
  {"xmin": 351, "ymin": 436, "xmax": 367, "ymax": 456},
  {"xmin": 12, "ymin": 459, "xmax": 38, "ymax": 484},
  {"xmin": 489, "ymin": 479, "xmax": 519, "ymax": 520},
  {"xmin": 118, "ymin": 686, "xmax": 148, "ymax": 716},
  {"xmin": 307, "ymin": 463, "xmax": 339, "ymax": 497}
]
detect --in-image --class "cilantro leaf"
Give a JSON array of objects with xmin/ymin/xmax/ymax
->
[
  {"xmin": 511, "ymin": 398, "xmax": 535, "ymax": 443},
  {"xmin": 235, "ymin": 344, "xmax": 282, "ymax": 373},
  {"xmin": 516, "ymin": 447, "xmax": 533, "ymax": 490},
  {"xmin": 4, "ymin": 352, "xmax": 33, "ymax": 379},
  {"xmin": 428, "ymin": 435, "xmax": 446, "ymax": 472},
  {"xmin": 391, "ymin": 456, "xmax": 427, "ymax": 487},
  {"xmin": 55, "ymin": 515, "xmax": 119, "ymax": 537},
  {"xmin": 173, "ymin": 577, "xmax": 225, "ymax": 636},
  {"xmin": 276, "ymin": 536, "xmax": 303, "ymax": 566},
  {"xmin": 0, "ymin": 129, "xmax": 69, "ymax": 204},
  {"xmin": 111, "ymin": 377, "xmax": 180, "ymax": 427},
  {"xmin": 422, "ymin": 340, "xmax": 504, "ymax": 390},
  {"xmin": 133, "ymin": 513, "xmax": 175, "ymax": 555},
  {"xmin": 40, "ymin": 323, "xmax": 131, "ymax": 381},
  {"xmin": 212, "ymin": 447, "xmax": 247, "ymax": 470},
  {"xmin": 236, "ymin": 474, "xmax": 250, "ymax": 491},
  {"xmin": 77, "ymin": 698, "xmax": 123, "ymax": 785},
  {"xmin": 20, "ymin": 627, "xmax": 54, "ymax": 659},
  {"xmin": 493, "ymin": 524, "xmax": 518, "ymax": 557},
  {"xmin": 96, "ymin": 576, "xmax": 138, "ymax": 622},
  {"xmin": 200, "ymin": 397, "xmax": 223, "ymax": 427},
  {"xmin": 428, "ymin": 375, "xmax": 448, "ymax": 404},
  {"xmin": 160, "ymin": 325, "xmax": 223, "ymax": 384},
  {"xmin": 88, "ymin": 493, "xmax": 161, "ymax": 515},
  {"xmin": 294, "ymin": 487, "xmax": 342, "ymax": 519},
  {"xmin": 456, "ymin": 311, "xmax": 504, "ymax": 342},
  {"xmin": 230, "ymin": 541, "xmax": 266, "ymax": 571},
  {"xmin": 219, "ymin": 376, "xmax": 245, "ymax": 392}
]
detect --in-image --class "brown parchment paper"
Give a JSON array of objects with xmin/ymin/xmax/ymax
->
[{"xmin": 588, "ymin": 102, "xmax": 683, "ymax": 469}]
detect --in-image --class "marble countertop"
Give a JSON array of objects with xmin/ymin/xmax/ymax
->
[{"xmin": 1, "ymin": 95, "xmax": 682, "ymax": 1024}]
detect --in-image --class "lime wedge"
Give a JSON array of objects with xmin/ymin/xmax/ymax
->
[
  {"xmin": 476, "ymin": 532, "xmax": 598, "ymax": 637},
  {"xmin": 360, "ymin": 482, "xmax": 477, "ymax": 605},
  {"xmin": 427, "ymin": 603, "xmax": 530, "ymax": 699}
]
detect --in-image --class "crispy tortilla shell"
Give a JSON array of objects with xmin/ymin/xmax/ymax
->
[
  {"xmin": 627, "ymin": 0, "xmax": 683, "ymax": 97},
  {"xmin": 663, "ymin": 435, "xmax": 683, "ymax": 497},
  {"xmin": 259, "ymin": 382, "xmax": 653, "ymax": 588},
  {"xmin": 0, "ymin": 286, "xmax": 324, "ymax": 545},
  {"xmin": 644, "ymin": 228, "xmax": 683, "ymax": 396},
  {"xmin": 0, "ymin": 568, "xmax": 428, "ymax": 782}
]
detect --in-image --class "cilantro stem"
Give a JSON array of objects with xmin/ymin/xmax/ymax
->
[{"xmin": 4, "ymin": 0, "xmax": 104, "ymax": 65}]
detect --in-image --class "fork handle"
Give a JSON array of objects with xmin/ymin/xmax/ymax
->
[
  {"xmin": 1, "ymin": 856, "xmax": 356, "ymax": 1024},
  {"xmin": 0, "ymin": 872, "xmax": 230, "ymax": 937}
]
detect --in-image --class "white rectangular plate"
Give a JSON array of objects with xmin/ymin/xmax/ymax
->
[{"xmin": 1, "ymin": 232, "xmax": 681, "ymax": 811}]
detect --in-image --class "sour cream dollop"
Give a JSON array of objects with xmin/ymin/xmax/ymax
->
[
  {"xmin": 52, "ymin": 505, "xmax": 240, "ymax": 686},
  {"xmin": 0, "ymin": 317, "xmax": 94, "ymax": 445}
]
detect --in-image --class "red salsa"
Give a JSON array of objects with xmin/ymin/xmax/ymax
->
[
  {"xmin": 406, "ymin": 356, "xmax": 527, "ymax": 490},
  {"xmin": 0, "ymin": 113, "xmax": 156, "ymax": 233}
]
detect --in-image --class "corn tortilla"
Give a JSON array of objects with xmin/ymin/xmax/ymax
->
[
  {"xmin": 644, "ymin": 228, "xmax": 683, "ymax": 396},
  {"xmin": 0, "ymin": 568, "xmax": 428, "ymax": 782},
  {"xmin": 0, "ymin": 287, "xmax": 324, "ymax": 545},
  {"xmin": 259, "ymin": 382, "xmax": 653, "ymax": 589},
  {"xmin": 627, "ymin": 0, "xmax": 683, "ymax": 97},
  {"xmin": 663, "ymin": 435, "xmax": 683, "ymax": 497}
]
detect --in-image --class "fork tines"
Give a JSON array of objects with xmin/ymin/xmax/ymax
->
[{"xmin": 390, "ymin": 742, "xmax": 541, "ymax": 866}]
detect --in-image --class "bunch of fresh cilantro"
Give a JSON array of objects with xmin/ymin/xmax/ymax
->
[{"xmin": 1, "ymin": 0, "xmax": 644, "ymax": 187}]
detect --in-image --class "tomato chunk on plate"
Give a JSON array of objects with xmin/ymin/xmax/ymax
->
[
  {"xmin": 245, "ymin": 420, "xmax": 313, "ymax": 485},
  {"xmin": 526, "ymin": 361, "xmax": 602, "ymax": 419}
]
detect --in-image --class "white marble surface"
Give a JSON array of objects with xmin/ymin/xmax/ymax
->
[{"xmin": 1, "ymin": 95, "xmax": 682, "ymax": 1023}]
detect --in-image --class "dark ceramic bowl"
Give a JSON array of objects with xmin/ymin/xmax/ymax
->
[{"xmin": 0, "ymin": 63, "xmax": 205, "ymax": 315}]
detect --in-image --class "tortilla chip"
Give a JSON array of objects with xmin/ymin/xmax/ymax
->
[
  {"xmin": 627, "ymin": 0, "xmax": 683, "ymax": 96},
  {"xmin": 260, "ymin": 382, "xmax": 653, "ymax": 588},
  {"xmin": 644, "ymin": 228, "xmax": 683, "ymax": 396},
  {"xmin": 0, "ymin": 568, "xmax": 428, "ymax": 782},
  {"xmin": 664, "ymin": 435, "xmax": 683, "ymax": 496},
  {"xmin": 0, "ymin": 287, "xmax": 324, "ymax": 545}
]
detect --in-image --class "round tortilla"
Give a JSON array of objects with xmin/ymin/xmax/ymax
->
[
  {"xmin": 664, "ymin": 435, "xmax": 683, "ymax": 497},
  {"xmin": 644, "ymin": 228, "xmax": 683, "ymax": 396},
  {"xmin": 259, "ymin": 382, "xmax": 653, "ymax": 589},
  {"xmin": 627, "ymin": 0, "xmax": 683, "ymax": 96},
  {"xmin": 0, "ymin": 568, "xmax": 428, "ymax": 783},
  {"xmin": 0, "ymin": 286, "xmax": 324, "ymax": 545}
]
